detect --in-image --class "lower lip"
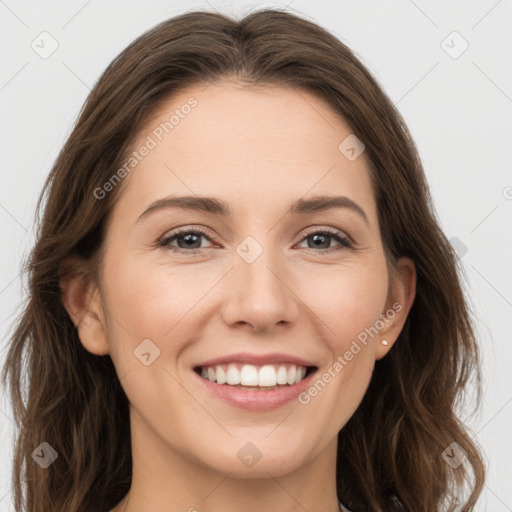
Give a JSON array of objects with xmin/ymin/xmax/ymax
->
[{"xmin": 193, "ymin": 369, "xmax": 316, "ymax": 411}]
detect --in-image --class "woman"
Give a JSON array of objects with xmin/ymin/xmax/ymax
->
[{"xmin": 2, "ymin": 8, "xmax": 486, "ymax": 512}]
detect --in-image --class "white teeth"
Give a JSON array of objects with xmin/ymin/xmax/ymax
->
[
  {"xmin": 287, "ymin": 365, "xmax": 296, "ymax": 385},
  {"xmin": 240, "ymin": 364, "xmax": 259, "ymax": 386},
  {"xmin": 226, "ymin": 364, "xmax": 241, "ymax": 385},
  {"xmin": 276, "ymin": 365, "xmax": 288, "ymax": 385},
  {"xmin": 216, "ymin": 366, "xmax": 227, "ymax": 384},
  {"xmin": 258, "ymin": 365, "xmax": 277, "ymax": 386},
  {"xmin": 198, "ymin": 363, "xmax": 310, "ymax": 387}
]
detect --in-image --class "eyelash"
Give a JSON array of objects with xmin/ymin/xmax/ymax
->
[{"xmin": 157, "ymin": 226, "xmax": 353, "ymax": 255}]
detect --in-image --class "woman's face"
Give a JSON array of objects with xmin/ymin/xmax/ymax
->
[{"xmin": 82, "ymin": 81, "xmax": 415, "ymax": 479}]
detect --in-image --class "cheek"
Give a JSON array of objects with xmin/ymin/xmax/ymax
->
[
  {"xmin": 297, "ymin": 339, "xmax": 374, "ymax": 441},
  {"xmin": 296, "ymin": 261, "xmax": 388, "ymax": 343},
  {"xmin": 102, "ymin": 249, "xmax": 209, "ymax": 338}
]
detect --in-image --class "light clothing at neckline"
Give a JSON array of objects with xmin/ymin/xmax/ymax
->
[{"xmin": 338, "ymin": 498, "xmax": 352, "ymax": 512}]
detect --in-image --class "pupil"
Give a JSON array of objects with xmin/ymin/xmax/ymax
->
[
  {"xmin": 180, "ymin": 233, "xmax": 200, "ymax": 249},
  {"xmin": 311, "ymin": 234, "xmax": 329, "ymax": 249}
]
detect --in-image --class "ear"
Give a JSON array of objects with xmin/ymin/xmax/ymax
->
[
  {"xmin": 375, "ymin": 256, "xmax": 416, "ymax": 360},
  {"xmin": 59, "ymin": 256, "xmax": 110, "ymax": 356}
]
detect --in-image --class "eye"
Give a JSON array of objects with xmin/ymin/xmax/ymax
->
[
  {"xmin": 157, "ymin": 226, "xmax": 353, "ymax": 254},
  {"xmin": 158, "ymin": 227, "xmax": 215, "ymax": 254},
  {"xmin": 296, "ymin": 228, "xmax": 352, "ymax": 253}
]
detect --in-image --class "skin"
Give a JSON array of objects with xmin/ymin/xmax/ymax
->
[{"xmin": 62, "ymin": 80, "xmax": 416, "ymax": 512}]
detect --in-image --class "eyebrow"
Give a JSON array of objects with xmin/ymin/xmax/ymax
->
[{"xmin": 135, "ymin": 194, "xmax": 370, "ymax": 228}]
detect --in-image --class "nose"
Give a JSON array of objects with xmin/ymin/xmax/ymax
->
[{"xmin": 220, "ymin": 247, "xmax": 300, "ymax": 333}]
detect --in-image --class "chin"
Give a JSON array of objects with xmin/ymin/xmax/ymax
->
[{"xmin": 194, "ymin": 442, "xmax": 310, "ymax": 479}]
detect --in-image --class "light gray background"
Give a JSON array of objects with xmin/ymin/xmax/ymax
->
[{"xmin": 1, "ymin": 1, "xmax": 511, "ymax": 510}]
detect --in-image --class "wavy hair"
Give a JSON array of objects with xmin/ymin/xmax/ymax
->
[{"xmin": 2, "ymin": 8, "xmax": 486, "ymax": 511}]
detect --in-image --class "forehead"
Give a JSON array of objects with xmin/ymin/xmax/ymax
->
[
  {"xmin": 139, "ymin": 80, "xmax": 355, "ymax": 156},
  {"xmin": 113, "ymin": 80, "xmax": 376, "ymax": 225}
]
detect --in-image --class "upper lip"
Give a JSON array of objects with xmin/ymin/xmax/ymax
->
[{"xmin": 193, "ymin": 352, "xmax": 318, "ymax": 368}]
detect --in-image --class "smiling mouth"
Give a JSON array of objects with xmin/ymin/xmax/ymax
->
[{"xmin": 193, "ymin": 363, "xmax": 318, "ymax": 390}]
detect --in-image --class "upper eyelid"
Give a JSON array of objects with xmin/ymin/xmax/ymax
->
[{"xmin": 160, "ymin": 226, "xmax": 218, "ymax": 242}]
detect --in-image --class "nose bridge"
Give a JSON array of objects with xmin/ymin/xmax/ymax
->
[{"xmin": 222, "ymin": 234, "xmax": 297, "ymax": 331}]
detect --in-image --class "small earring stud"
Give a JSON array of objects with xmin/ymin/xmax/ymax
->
[{"xmin": 381, "ymin": 339, "xmax": 389, "ymax": 346}]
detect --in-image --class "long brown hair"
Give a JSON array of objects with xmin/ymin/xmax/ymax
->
[{"xmin": 2, "ymin": 8, "xmax": 486, "ymax": 511}]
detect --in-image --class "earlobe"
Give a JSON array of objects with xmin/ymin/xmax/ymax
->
[
  {"xmin": 60, "ymin": 267, "xmax": 110, "ymax": 356},
  {"xmin": 375, "ymin": 256, "xmax": 417, "ymax": 360}
]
